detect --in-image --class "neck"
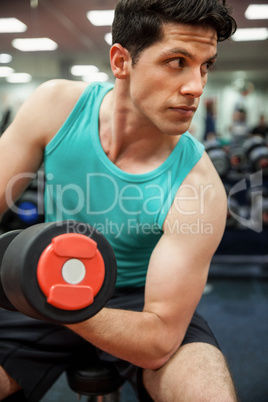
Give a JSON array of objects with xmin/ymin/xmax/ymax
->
[{"xmin": 99, "ymin": 80, "xmax": 180, "ymax": 174}]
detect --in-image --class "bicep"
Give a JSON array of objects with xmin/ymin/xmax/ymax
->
[
  {"xmin": 143, "ymin": 232, "xmax": 210, "ymax": 349},
  {"xmin": 143, "ymin": 164, "xmax": 227, "ymax": 348}
]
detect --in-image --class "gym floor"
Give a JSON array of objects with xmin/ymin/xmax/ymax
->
[{"xmin": 41, "ymin": 268, "xmax": 268, "ymax": 402}]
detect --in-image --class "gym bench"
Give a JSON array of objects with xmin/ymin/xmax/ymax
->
[{"xmin": 66, "ymin": 355, "xmax": 125, "ymax": 402}]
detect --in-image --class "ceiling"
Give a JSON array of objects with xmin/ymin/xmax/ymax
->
[{"xmin": 0, "ymin": 0, "xmax": 268, "ymax": 87}]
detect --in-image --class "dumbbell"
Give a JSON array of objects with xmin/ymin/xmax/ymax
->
[
  {"xmin": 226, "ymin": 197, "xmax": 240, "ymax": 228},
  {"xmin": 224, "ymin": 184, "xmax": 240, "ymax": 228},
  {"xmin": 242, "ymin": 136, "xmax": 268, "ymax": 175},
  {"xmin": 0, "ymin": 190, "xmax": 44, "ymax": 231},
  {"xmin": 0, "ymin": 221, "xmax": 117, "ymax": 324},
  {"xmin": 228, "ymin": 145, "xmax": 247, "ymax": 171},
  {"xmin": 0, "ymin": 230, "xmax": 23, "ymax": 311},
  {"xmin": 263, "ymin": 199, "xmax": 268, "ymax": 226},
  {"xmin": 0, "ymin": 170, "xmax": 45, "ymax": 232},
  {"xmin": 248, "ymin": 187, "xmax": 268, "ymax": 228},
  {"xmin": 204, "ymin": 140, "xmax": 230, "ymax": 177}
]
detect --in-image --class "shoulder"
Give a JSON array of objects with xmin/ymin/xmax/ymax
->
[
  {"xmin": 34, "ymin": 78, "xmax": 88, "ymax": 100},
  {"xmin": 23, "ymin": 79, "xmax": 88, "ymax": 112},
  {"xmin": 11, "ymin": 79, "xmax": 89, "ymax": 146},
  {"xmin": 27, "ymin": 79, "xmax": 88, "ymax": 132},
  {"xmin": 33, "ymin": 79, "xmax": 88, "ymax": 106}
]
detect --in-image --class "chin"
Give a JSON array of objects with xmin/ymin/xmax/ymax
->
[
  {"xmin": 164, "ymin": 129, "xmax": 185, "ymax": 137},
  {"xmin": 168, "ymin": 125, "xmax": 190, "ymax": 136}
]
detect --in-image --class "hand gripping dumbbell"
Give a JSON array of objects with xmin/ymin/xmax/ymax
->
[{"xmin": 0, "ymin": 221, "xmax": 117, "ymax": 324}]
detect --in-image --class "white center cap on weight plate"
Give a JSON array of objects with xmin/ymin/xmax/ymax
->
[{"xmin": 62, "ymin": 259, "xmax": 86, "ymax": 284}]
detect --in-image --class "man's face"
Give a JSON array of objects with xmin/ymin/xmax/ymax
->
[{"xmin": 127, "ymin": 23, "xmax": 218, "ymax": 136}]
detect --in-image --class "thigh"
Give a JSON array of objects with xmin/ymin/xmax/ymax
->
[
  {"xmin": 0, "ymin": 308, "xmax": 92, "ymax": 401},
  {"xmin": 143, "ymin": 342, "xmax": 237, "ymax": 401}
]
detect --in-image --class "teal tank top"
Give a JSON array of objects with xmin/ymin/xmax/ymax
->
[{"xmin": 44, "ymin": 82, "xmax": 204, "ymax": 288}]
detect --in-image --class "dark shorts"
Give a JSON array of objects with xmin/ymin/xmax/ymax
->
[{"xmin": 0, "ymin": 287, "xmax": 220, "ymax": 401}]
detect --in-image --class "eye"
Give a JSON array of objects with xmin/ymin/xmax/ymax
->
[
  {"xmin": 167, "ymin": 57, "xmax": 186, "ymax": 70},
  {"xmin": 201, "ymin": 61, "xmax": 215, "ymax": 74}
]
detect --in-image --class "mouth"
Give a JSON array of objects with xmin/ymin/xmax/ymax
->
[
  {"xmin": 169, "ymin": 105, "xmax": 197, "ymax": 117},
  {"xmin": 171, "ymin": 105, "xmax": 196, "ymax": 114}
]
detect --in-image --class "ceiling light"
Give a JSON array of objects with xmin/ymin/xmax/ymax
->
[
  {"xmin": 71, "ymin": 65, "xmax": 99, "ymax": 76},
  {"xmin": 6, "ymin": 73, "xmax": 32, "ymax": 83},
  {"xmin": 30, "ymin": 0, "xmax": 39, "ymax": 9},
  {"xmin": 232, "ymin": 27, "xmax": 268, "ymax": 42},
  {"xmin": 12, "ymin": 38, "xmax": 58, "ymax": 52},
  {"xmin": 0, "ymin": 54, "xmax": 12, "ymax": 63},
  {"xmin": 83, "ymin": 72, "xmax": 109, "ymax": 83},
  {"xmin": 0, "ymin": 66, "xmax": 15, "ymax": 77},
  {"xmin": 0, "ymin": 18, "xmax": 27, "ymax": 33},
  {"xmin": 87, "ymin": 10, "xmax": 114, "ymax": 26},
  {"xmin": 105, "ymin": 33, "xmax": 112, "ymax": 45},
  {"xmin": 245, "ymin": 4, "xmax": 268, "ymax": 20}
]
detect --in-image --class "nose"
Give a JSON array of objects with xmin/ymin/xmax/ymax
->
[{"xmin": 180, "ymin": 68, "xmax": 205, "ymax": 98}]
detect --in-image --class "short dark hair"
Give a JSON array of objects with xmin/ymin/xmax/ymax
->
[{"xmin": 112, "ymin": 0, "xmax": 237, "ymax": 65}]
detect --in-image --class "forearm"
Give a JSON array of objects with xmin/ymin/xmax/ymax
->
[{"xmin": 66, "ymin": 307, "xmax": 178, "ymax": 370}]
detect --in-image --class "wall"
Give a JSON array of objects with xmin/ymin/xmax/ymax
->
[{"xmin": 191, "ymin": 81, "xmax": 268, "ymax": 142}]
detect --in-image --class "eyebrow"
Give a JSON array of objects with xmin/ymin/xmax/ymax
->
[{"xmin": 161, "ymin": 47, "xmax": 218, "ymax": 62}]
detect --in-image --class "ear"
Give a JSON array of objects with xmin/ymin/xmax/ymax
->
[{"xmin": 110, "ymin": 44, "xmax": 131, "ymax": 79}]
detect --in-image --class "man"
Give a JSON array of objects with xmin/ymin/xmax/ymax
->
[
  {"xmin": 251, "ymin": 114, "xmax": 268, "ymax": 139},
  {"xmin": 0, "ymin": 0, "xmax": 237, "ymax": 400}
]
